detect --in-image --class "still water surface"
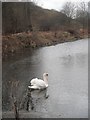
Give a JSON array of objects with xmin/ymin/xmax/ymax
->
[{"xmin": 3, "ymin": 39, "xmax": 88, "ymax": 118}]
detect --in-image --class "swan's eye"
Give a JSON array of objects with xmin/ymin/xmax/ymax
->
[{"xmin": 46, "ymin": 73, "xmax": 48, "ymax": 76}]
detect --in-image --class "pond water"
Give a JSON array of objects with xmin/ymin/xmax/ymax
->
[{"xmin": 2, "ymin": 39, "xmax": 88, "ymax": 118}]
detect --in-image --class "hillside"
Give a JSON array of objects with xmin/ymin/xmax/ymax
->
[
  {"xmin": 2, "ymin": 2, "xmax": 69, "ymax": 34},
  {"xmin": 2, "ymin": 2, "xmax": 88, "ymax": 56}
]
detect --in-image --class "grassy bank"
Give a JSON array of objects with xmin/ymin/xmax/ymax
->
[{"xmin": 2, "ymin": 31, "xmax": 88, "ymax": 56}]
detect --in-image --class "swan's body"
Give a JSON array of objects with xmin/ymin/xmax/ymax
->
[{"xmin": 28, "ymin": 73, "xmax": 48, "ymax": 90}]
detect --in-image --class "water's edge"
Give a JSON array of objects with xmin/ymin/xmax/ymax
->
[{"xmin": 2, "ymin": 39, "xmax": 88, "ymax": 118}]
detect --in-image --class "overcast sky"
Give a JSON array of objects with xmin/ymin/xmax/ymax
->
[{"xmin": 35, "ymin": 0, "xmax": 89, "ymax": 11}]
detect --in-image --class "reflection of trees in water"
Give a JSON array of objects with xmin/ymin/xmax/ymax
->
[
  {"xmin": 19, "ymin": 88, "xmax": 34, "ymax": 111},
  {"xmin": 60, "ymin": 53, "xmax": 87, "ymax": 68},
  {"xmin": 9, "ymin": 81, "xmax": 49, "ymax": 119},
  {"xmin": 60, "ymin": 55, "xmax": 74, "ymax": 68},
  {"xmin": 20, "ymin": 88, "xmax": 49, "ymax": 112},
  {"xmin": 9, "ymin": 80, "xmax": 20, "ymax": 119},
  {"xmin": 75, "ymin": 53, "xmax": 87, "ymax": 67}
]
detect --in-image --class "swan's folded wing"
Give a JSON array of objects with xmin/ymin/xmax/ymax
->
[
  {"xmin": 30, "ymin": 78, "xmax": 38, "ymax": 85},
  {"xmin": 31, "ymin": 78, "xmax": 46, "ymax": 88},
  {"xmin": 36, "ymin": 79, "xmax": 46, "ymax": 88}
]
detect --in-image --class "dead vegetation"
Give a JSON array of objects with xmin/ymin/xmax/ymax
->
[{"xmin": 2, "ymin": 30, "xmax": 88, "ymax": 56}]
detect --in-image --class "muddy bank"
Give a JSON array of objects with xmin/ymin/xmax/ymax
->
[{"xmin": 2, "ymin": 31, "xmax": 88, "ymax": 56}]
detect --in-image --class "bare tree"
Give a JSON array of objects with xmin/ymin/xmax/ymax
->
[
  {"xmin": 88, "ymin": 1, "xmax": 90, "ymax": 12},
  {"xmin": 61, "ymin": 2, "xmax": 76, "ymax": 19},
  {"xmin": 76, "ymin": 2, "xmax": 88, "ymax": 32},
  {"xmin": 76, "ymin": 2, "xmax": 88, "ymax": 18},
  {"xmin": 88, "ymin": 2, "xmax": 90, "ymax": 33}
]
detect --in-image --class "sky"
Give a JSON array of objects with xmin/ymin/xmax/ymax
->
[{"xmin": 35, "ymin": 0, "xmax": 89, "ymax": 11}]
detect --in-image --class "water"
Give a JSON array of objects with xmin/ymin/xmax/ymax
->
[{"xmin": 2, "ymin": 39, "xmax": 88, "ymax": 118}]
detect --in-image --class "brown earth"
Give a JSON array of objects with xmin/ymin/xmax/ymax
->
[{"xmin": 2, "ymin": 30, "xmax": 88, "ymax": 56}]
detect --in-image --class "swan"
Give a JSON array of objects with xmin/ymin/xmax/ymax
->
[{"xmin": 28, "ymin": 73, "xmax": 48, "ymax": 90}]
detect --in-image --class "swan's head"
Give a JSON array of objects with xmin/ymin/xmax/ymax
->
[
  {"xmin": 43, "ymin": 73, "xmax": 48, "ymax": 77},
  {"xmin": 43, "ymin": 73, "xmax": 48, "ymax": 85}
]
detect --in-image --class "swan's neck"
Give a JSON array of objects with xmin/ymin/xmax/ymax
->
[{"xmin": 43, "ymin": 76, "xmax": 48, "ymax": 85}]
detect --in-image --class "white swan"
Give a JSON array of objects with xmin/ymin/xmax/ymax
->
[{"xmin": 28, "ymin": 73, "xmax": 48, "ymax": 90}]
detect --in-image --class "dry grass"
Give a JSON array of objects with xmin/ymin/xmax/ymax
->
[{"xmin": 2, "ymin": 30, "xmax": 87, "ymax": 56}]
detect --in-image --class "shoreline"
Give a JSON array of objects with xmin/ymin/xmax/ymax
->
[{"xmin": 2, "ymin": 31, "xmax": 88, "ymax": 57}]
